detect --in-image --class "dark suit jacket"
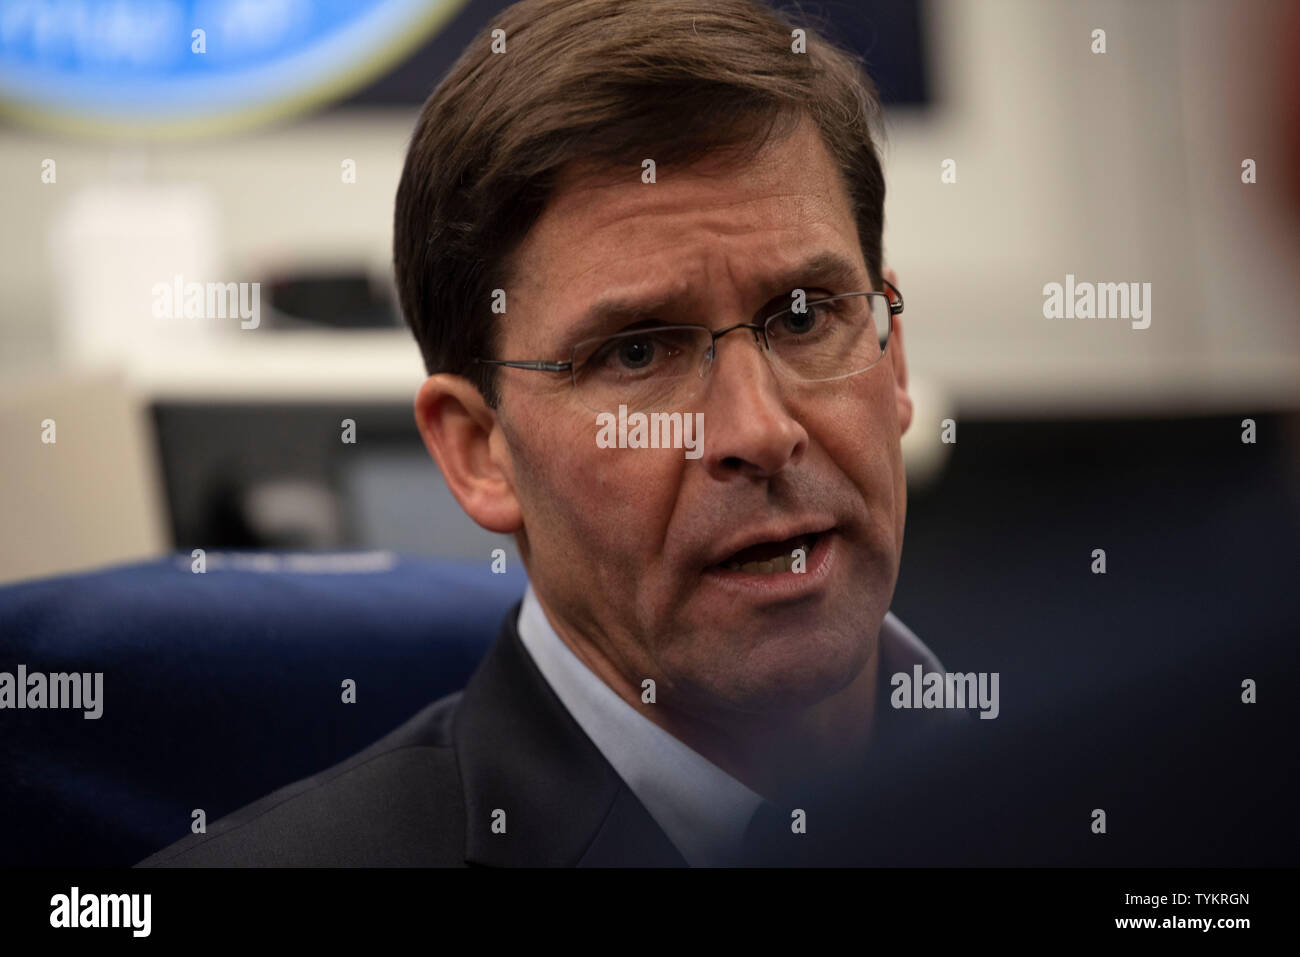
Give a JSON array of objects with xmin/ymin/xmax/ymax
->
[{"xmin": 138, "ymin": 602, "xmax": 954, "ymax": 867}]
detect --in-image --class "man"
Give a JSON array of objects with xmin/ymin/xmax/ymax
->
[{"xmin": 139, "ymin": 0, "xmax": 953, "ymax": 868}]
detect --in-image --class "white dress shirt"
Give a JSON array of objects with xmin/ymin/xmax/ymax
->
[
  {"xmin": 515, "ymin": 585, "xmax": 763, "ymax": 865},
  {"xmin": 514, "ymin": 583, "xmax": 945, "ymax": 866}
]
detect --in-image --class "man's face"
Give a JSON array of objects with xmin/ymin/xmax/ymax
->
[{"xmin": 494, "ymin": 119, "xmax": 911, "ymax": 721}]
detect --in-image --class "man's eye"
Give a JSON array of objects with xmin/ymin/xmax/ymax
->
[
  {"xmin": 615, "ymin": 337, "xmax": 656, "ymax": 369},
  {"xmin": 588, "ymin": 333, "xmax": 675, "ymax": 373},
  {"xmin": 778, "ymin": 301, "xmax": 835, "ymax": 336},
  {"xmin": 780, "ymin": 309, "xmax": 818, "ymax": 335}
]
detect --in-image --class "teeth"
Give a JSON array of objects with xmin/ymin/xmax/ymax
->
[
  {"xmin": 719, "ymin": 537, "xmax": 817, "ymax": 574},
  {"xmin": 733, "ymin": 551, "xmax": 801, "ymax": 574}
]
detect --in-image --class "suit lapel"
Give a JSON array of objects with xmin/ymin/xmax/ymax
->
[
  {"xmin": 454, "ymin": 603, "xmax": 685, "ymax": 867},
  {"xmin": 575, "ymin": 785, "xmax": 686, "ymax": 867}
]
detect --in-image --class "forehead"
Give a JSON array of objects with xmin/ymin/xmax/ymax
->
[{"xmin": 504, "ymin": 120, "xmax": 867, "ymax": 350}]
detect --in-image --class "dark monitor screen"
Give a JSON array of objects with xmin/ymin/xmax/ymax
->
[{"xmin": 337, "ymin": 0, "xmax": 930, "ymax": 109}]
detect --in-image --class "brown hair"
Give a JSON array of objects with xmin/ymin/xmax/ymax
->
[{"xmin": 393, "ymin": 0, "xmax": 887, "ymax": 407}]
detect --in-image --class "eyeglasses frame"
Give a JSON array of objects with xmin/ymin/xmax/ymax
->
[{"xmin": 471, "ymin": 278, "xmax": 904, "ymax": 393}]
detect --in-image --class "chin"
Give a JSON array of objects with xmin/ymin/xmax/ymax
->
[{"xmin": 671, "ymin": 621, "xmax": 875, "ymax": 715}]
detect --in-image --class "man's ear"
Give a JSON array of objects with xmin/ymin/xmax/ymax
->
[
  {"xmin": 882, "ymin": 266, "xmax": 913, "ymax": 436},
  {"xmin": 414, "ymin": 374, "xmax": 523, "ymax": 534}
]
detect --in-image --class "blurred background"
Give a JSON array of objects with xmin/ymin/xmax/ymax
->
[{"xmin": 0, "ymin": 0, "xmax": 1297, "ymax": 671}]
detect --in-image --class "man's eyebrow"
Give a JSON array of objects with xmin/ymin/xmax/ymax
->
[
  {"xmin": 763, "ymin": 250, "xmax": 866, "ymax": 303},
  {"xmin": 562, "ymin": 249, "xmax": 867, "ymax": 347},
  {"xmin": 565, "ymin": 289, "xmax": 683, "ymax": 347}
]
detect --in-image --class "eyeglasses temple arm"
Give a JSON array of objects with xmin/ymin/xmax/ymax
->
[
  {"xmin": 472, "ymin": 358, "xmax": 572, "ymax": 372},
  {"xmin": 881, "ymin": 278, "xmax": 904, "ymax": 315}
]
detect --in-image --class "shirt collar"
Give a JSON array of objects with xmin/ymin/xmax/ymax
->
[
  {"xmin": 514, "ymin": 583, "xmax": 947, "ymax": 866},
  {"xmin": 516, "ymin": 585, "xmax": 763, "ymax": 866}
]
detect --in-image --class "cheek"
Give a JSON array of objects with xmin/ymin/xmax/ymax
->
[
  {"xmin": 514, "ymin": 410, "xmax": 684, "ymax": 573},
  {"xmin": 826, "ymin": 375, "xmax": 901, "ymax": 488},
  {"xmin": 812, "ymin": 374, "xmax": 905, "ymax": 548}
]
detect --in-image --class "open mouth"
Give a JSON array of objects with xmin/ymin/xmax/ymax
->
[{"xmin": 712, "ymin": 532, "xmax": 823, "ymax": 575}]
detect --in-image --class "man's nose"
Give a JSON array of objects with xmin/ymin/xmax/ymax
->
[{"xmin": 697, "ymin": 330, "xmax": 808, "ymax": 480}]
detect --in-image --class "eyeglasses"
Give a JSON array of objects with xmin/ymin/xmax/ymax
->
[{"xmin": 473, "ymin": 279, "xmax": 902, "ymax": 413}]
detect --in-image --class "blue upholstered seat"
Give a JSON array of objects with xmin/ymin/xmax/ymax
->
[{"xmin": 0, "ymin": 552, "xmax": 525, "ymax": 867}]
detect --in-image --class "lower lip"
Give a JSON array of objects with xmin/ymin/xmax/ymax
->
[{"xmin": 699, "ymin": 531, "xmax": 837, "ymax": 599}]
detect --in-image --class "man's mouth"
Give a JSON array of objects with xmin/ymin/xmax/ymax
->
[{"xmin": 711, "ymin": 532, "xmax": 824, "ymax": 575}]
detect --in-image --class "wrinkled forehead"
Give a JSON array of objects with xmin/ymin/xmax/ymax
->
[{"xmin": 500, "ymin": 123, "xmax": 870, "ymax": 355}]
